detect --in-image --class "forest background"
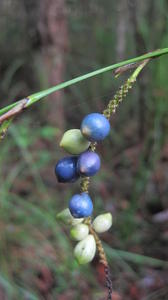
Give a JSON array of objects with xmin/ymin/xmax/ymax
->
[{"xmin": 0, "ymin": 0, "xmax": 168, "ymax": 299}]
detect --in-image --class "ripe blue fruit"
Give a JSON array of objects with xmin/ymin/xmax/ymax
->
[
  {"xmin": 69, "ymin": 192, "xmax": 93, "ymax": 218},
  {"xmin": 77, "ymin": 151, "xmax": 101, "ymax": 176},
  {"xmin": 81, "ymin": 113, "xmax": 110, "ymax": 141},
  {"xmin": 55, "ymin": 156, "xmax": 79, "ymax": 183}
]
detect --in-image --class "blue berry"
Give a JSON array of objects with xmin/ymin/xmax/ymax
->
[
  {"xmin": 81, "ymin": 113, "xmax": 110, "ymax": 141},
  {"xmin": 55, "ymin": 156, "xmax": 79, "ymax": 183},
  {"xmin": 77, "ymin": 151, "xmax": 101, "ymax": 176},
  {"xmin": 69, "ymin": 192, "xmax": 93, "ymax": 218}
]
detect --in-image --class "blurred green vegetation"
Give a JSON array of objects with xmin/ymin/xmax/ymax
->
[{"xmin": 0, "ymin": 0, "xmax": 168, "ymax": 299}]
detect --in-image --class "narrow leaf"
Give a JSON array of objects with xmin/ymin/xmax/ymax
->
[{"xmin": 0, "ymin": 48, "xmax": 168, "ymax": 116}]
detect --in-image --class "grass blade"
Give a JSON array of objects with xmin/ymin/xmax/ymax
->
[
  {"xmin": 0, "ymin": 48, "xmax": 168, "ymax": 116},
  {"xmin": 105, "ymin": 244, "xmax": 168, "ymax": 268}
]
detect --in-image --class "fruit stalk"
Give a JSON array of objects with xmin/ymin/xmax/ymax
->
[
  {"xmin": 80, "ymin": 59, "xmax": 150, "ymax": 195},
  {"xmin": 103, "ymin": 59, "xmax": 150, "ymax": 118},
  {"xmin": 84, "ymin": 218, "xmax": 112, "ymax": 300},
  {"xmin": 80, "ymin": 176, "xmax": 90, "ymax": 193},
  {"xmin": 80, "ymin": 59, "xmax": 150, "ymax": 300}
]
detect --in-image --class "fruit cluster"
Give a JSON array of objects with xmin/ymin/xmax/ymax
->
[
  {"xmin": 57, "ymin": 208, "xmax": 112, "ymax": 264},
  {"xmin": 55, "ymin": 113, "xmax": 112, "ymax": 263}
]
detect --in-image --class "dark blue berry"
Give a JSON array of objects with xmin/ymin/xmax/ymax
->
[
  {"xmin": 77, "ymin": 151, "xmax": 101, "ymax": 176},
  {"xmin": 81, "ymin": 113, "xmax": 110, "ymax": 141},
  {"xmin": 69, "ymin": 192, "xmax": 93, "ymax": 218},
  {"xmin": 55, "ymin": 156, "xmax": 79, "ymax": 183}
]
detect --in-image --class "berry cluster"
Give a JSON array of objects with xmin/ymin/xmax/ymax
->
[
  {"xmin": 57, "ymin": 208, "xmax": 112, "ymax": 264},
  {"xmin": 55, "ymin": 113, "xmax": 112, "ymax": 263}
]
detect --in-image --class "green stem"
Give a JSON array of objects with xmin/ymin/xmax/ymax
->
[{"xmin": 0, "ymin": 48, "xmax": 168, "ymax": 116}]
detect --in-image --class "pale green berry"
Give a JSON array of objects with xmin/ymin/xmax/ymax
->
[
  {"xmin": 56, "ymin": 208, "xmax": 83, "ymax": 226},
  {"xmin": 74, "ymin": 234, "xmax": 96, "ymax": 264},
  {"xmin": 92, "ymin": 213, "xmax": 112, "ymax": 233},
  {"xmin": 70, "ymin": 224, "xmax": 89, "ymax": 241},
  {"xmin": 60, "ymin": 129, "xmax": 90, "ymax": 155}
]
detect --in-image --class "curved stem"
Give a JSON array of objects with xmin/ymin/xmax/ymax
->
[{"xmin": 0, "ymin": 48, "xmax": 168, "ymax": 117}]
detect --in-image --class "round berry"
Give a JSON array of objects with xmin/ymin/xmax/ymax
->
[
  {"xmin": 81, "ymin": 113, "xmax": 110, "ymax": 141},
  {"xmin": 69, "ymin": 192, "xmax": 93, "ymax": 218},
  {"xmin": 77, "ymin": 151, "xmax": 101, "ymax": 176},
  {"xmin": 74, "ymin": 234, "xmax": 96, "ymax": 264},
  {"xmin": 70, "ymin": 224, "xmax": 89, "ymax": 241},
  {"xmin": 92, "ymin": 213, "xmax": 112, "ymax": 233},
  {"xmin": 60, "ymin": 129, "xmax": 90, "ymax": 155},
  {"xmin": 55, "ymin": 156, "xmax": 79, "ymax": 183}
]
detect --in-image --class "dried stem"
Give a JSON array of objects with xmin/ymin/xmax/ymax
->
[
  {"xmin": 0, "ymin": 98, "xmax": 29, "ymax": 124},
  {"xmin": 0, "ymin": 118, "xmax": 13, "ymax": 142},
  {"xmin": 0, "ymin": 98, "xmax": 29, "ymax": 144},
  {"xmin": 114, "ymin": 61, "xmax": 142, "ymax": 76}
]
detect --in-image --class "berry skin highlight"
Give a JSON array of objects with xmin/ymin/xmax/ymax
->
[
  {"xmin": 77, "ymin": 151, "xmax": 101, "ymax": 176},
  {"xmin": 69, "ymin": 192, "xmax": 93, "ymax": 218},
  {"xmin": 81, "ymin": 113, "xmax": 110, "ymax": 142}
]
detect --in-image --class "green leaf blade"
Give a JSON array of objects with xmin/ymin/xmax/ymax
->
[{"xmin": 1, "ymin": 48, "xmax": 168, "ymax": 116}]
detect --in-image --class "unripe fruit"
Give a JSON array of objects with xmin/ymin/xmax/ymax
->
[
  {"xmin": 70, "ymin": 224, "xmax": 89, "ymax": 241},
  {"xmin": 92, "ymin": 213, "xmax": 112, "ymax": 233},
  {"xmin": 69, "ymin": 192, "xmax": 93, "ymax": 218},
  {"xmin": 60, "ymin": 129, "xmax": 90, "ymax": 155},
  {"xmin": 77, "ymin": 151, "xmax": 101, "ymax": 176},
  {"xmin": 55, "ymin": 156, "xmax": 79, "ymax": 183},
  {"xmin": 74, "ymin": 234, "xmax": 96, "ymax": 264},
  {"xmin": 56, "ymin": 208, "xmax": 83, "ymax": 226},
  {"xmin": 81, "ymin": 113, "xmax": 110, "ymax": 142}
]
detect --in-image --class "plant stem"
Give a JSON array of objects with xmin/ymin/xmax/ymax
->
[
  {"xmin": 0, "ymin": 48, "xmax": 168, "ymax": 118},
  {"xmin": 0, "ymin": 98, "xmax": 28, "ymax": 124},
  {"xmin": 80, "ymin": 59, "xmax": 149, "ymax": 300},
  {"xmin": 80, "ymin": 59, "xmax": 149, "ymax": 195},
  {"xmin": 84, "ymin": 218, "xmax": 112, "ymax": 300}
]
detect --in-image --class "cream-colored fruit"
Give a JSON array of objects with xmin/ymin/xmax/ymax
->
[
  {"xmin": 74, "ymin": 235, "xmax": 96, "ymax": 264},
  {"xmin": 70, "ymin": 224, "xmax": 89, "ymax": 241},
  {"xmin": 92, "ymin": 213, "xmax": 112, "ymax": 233},
  {"xmin": 60, "ymin": 129, "xmax": 90, "ymax": 155}
]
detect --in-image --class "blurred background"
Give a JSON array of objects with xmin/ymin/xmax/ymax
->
[{"xmin": 0, "ymin": 0, "xmax": 168, "ymax": 299}]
